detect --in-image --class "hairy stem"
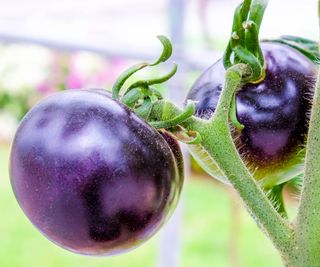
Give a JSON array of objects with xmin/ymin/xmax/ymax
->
[
  {"xmin": 295, "ymin": 63, "xmax": 320, "ymax": 266},
  {"xmin": 204, "ymin": 65, "xmax": 295, "ymax": 260},
  {"xmin": 150, "ymin": 65, "xmax": 296, "ymax": 262},
  {"xmin": 292, "ymin": 1, "xmax": 320, "ymax": 265}
]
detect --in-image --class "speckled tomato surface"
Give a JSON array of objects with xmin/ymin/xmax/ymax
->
[{"xmin": 10, "ymin": 89, "xmax": 183, "ymax": 255}]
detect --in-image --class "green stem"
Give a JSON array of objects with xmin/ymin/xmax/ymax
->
[
  {"xmin": 295, "ymin": 62, "xmax": 320, "ymax": 266},
  {"xmin": 150, "ymin": 65, "xmax": 296, "ymax": 262},
  {"xmin": 213, "ymin": 64, "xmax": 251, "ymax": 119},
  {"xmin": 292, "ymin": 1, "xmax": 320, "ymax": 265},
  {"xmin": 207, "ymin": 65, "xmax": 295, "ymax": 261},
  {"xmin": 201, "ymin": 121, "xmax": 295, "ymax": 260}
]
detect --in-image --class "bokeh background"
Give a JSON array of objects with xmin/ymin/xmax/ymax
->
[{"xmin": 0, "ymin": 0, "xmax": 317, "ymax": 266}]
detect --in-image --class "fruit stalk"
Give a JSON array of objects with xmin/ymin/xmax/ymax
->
[
  {"xmin": 150, "ymin": 65, "xmax": 297, "ymax": 263},
  {"xmin": 202, "ymin": 65, "xmax": 296, "ymax": 262}
]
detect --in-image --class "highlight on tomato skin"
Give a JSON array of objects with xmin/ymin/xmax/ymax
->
[
  {"xmin": 186, "ymin": 42, "xmax": 317, "ymax": 187},
  {"xmin": 9, "ymin": 89, "xmax": 184, "ymax": 256}
]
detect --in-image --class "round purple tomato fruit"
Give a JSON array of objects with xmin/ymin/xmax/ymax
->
[
  {"xmin": 187, "ymin": 42, "xmax": 316, "ymax": 187},
  {"xmin": 10, "ymin": 89, "xmax": 183, "ymax": 255}
]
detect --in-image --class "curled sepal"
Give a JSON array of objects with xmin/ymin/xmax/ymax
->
[
  {"xmin": 231, "ymin": 4, "xmax": 245, "ymax": 47},
  {"xmin": 111, "ymin": 35, "xmax": 174, "ymax": 100},
  {"xmin": 231, "ymin": 1, "xmax": 252, "ymax": 47},
  {"xmin": 223, "ymin": 0, "xmax": 268, "ymax": 82},
  {"xmin": 248, "ymin": 0, "xmax": 269, "ymax": 30},
  {"xmin": 233, "ymin": 45, "xmax": 262, "ymax": 81},
  {"xmin": 240, "ymin": 0, "xmax": 252, "ymax": 21},
  {"xmin": 223, "ymin": 41, "xmax": 233, "ymax": 69},
  {"xmin": 167, "ymin": 126, "xmax": 202, "ymax": 145},
  {"xmin": 126, "ymin": 63, "xmax": 178, "ymax": 93},
  {"xmin": 150, "ymin": 35, "xmax": 173, "ymax": 66},
  {"xmin": 149, "ymin": 100, "xmax": 195, "ymax": 129},
  {"xmin": 112, "ymin": 63, "xmax": 148, "ymax": 100},
  {"xmin": 243, "ymin": 21, "xmax": 264, "ymax": 67}
]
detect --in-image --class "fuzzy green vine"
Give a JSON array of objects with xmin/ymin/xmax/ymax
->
[{"xmin": 110, "ymin": 0, "xmax": 320, "ymax": 265}]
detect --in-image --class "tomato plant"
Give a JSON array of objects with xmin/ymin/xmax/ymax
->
[{"xmin": 8, "ymin": 0, "xmax": 320, "ymax": 266}]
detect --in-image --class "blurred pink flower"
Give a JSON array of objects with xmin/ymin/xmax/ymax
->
[
  {"xmin": 88, "ymin": 58, "xmax": 128, "ymax": 87},
  {"xmin": 36, "ymin": 82, "xmax": 52, "ymax": 94},
  {"xmin": 105, "ymin": 58, "xmax": 128, "ymax": 83},
  {"xmin": 91, "ymin": 68, "xmax": 112, "ymax": 86},
  {"xmin": 66, "ymin": 72, "xmax": 84, "ymax": 89}
]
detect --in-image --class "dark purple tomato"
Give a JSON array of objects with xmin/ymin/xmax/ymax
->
[
  {"xmin": 10, "ymin": 89, "xmax": 183, "ymax": 255},
  {"xmin": 187, "ymin": 42, "xmax": 316, "ymax": 187}
]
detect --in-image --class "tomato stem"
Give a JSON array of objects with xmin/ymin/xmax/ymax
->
[
  {"xmin": 295, "ymin": 51, "xmax": 320, "ymax": 266},
  {"xmin": 149, "ymin": 65, "xmax": 297, "ymax": 262},
  {"xmin": 288, "ymin": 1, "xmax": 320, "ymax": 265},
  {"xmin": 206, "ymin": 65, "xmax": 296, "ymax": 260}
]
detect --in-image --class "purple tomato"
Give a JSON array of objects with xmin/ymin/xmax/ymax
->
[
  {"xmin": 187, "ymin": 42, "xmax": 316, "ymax": 187},
  {"xmin": 10, "ymin": 89, "xmax": 183, "ymax": 255}
]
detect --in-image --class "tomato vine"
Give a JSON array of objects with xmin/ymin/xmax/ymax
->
[
  {"xmin": 115, "ymin": 0, "xmax": 320, "ymax": 265},
  {"xmin": 9, "ymin": 0, "xmax": 320, "ymax": 265}
]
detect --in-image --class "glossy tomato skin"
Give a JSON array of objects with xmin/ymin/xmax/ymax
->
[
  {"xmin": 187, "ymin": 42, "xmax": 316, "ymax": 186},
  {"xmin": 10, "ymin": 89, "xmax": 183, "ymax": 255}
]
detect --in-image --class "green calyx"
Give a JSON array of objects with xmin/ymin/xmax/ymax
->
[
  {"xmin": 223, "ymin": 0, "xmax": 268, "ymax": 82},
  {"xmin": 223, "ymin": 0, "xmax": 268, "ymax": 131},
  {"xmin": 111, "ymin": 35, "xmax": 176, "ymax": 120},
  {"xmin": 111, "ymin": 35, "xmax": 198, "ymax": 143},
  {"xmin": 112, "ymin": 35, "xmax": 174, "ymax": 101}
]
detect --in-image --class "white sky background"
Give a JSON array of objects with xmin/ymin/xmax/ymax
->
[
  {"xmin": 188, "ymin": 0, "xmax": 318, "ymax": 43},
  {"xmin": 0, "ymin": 0, "xmax": 317, "ymax": 55}
]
